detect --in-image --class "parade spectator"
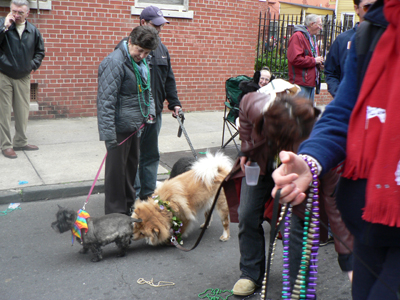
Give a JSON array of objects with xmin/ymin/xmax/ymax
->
[
  {"xmin": 287, "ymin": 14, "xmax": 324, "ymax": 103},
  {"xmin": 271, "ymin": 0, "xmax": 399, "ymax": 298},
  {"xmin": 238, "ymin": 67, "xmax": 273, "ymax": 99},
  {"xmin": 324, "ymin": 0, "xmax": 376, "ymax": 97},
  {"xmin": 97, "ymin": 26, "xmax": 159, "ymax": 215},
  {"xmin": 230, "ymin": 79, "xmax": 321, "ymax": 296},
  {"xmin": 134, "ymin": 6, "xmax": 182, "ymax": 200},
  {"xmin": 0, "ymin": 0, "xmax": 45, "ymax": 159},
  {"xmin": 231, "ymin": 67, "xmax": 275, "ymax": 123},
  {"xmin": 323, "ymin": 0, "xmax": 377, "ymax": 281}
]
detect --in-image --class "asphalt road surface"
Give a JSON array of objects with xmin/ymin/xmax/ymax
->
[{"xmin": 0, "ymin": 195, "xmax": 352, "ymax": 300}]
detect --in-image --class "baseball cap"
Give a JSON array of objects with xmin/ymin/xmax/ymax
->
[{"xmin": 140, "ymin": 6, "xmax": 170, "ymax": 26}]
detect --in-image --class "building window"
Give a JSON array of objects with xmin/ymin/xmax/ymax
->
[
  {"xmin": 131, "ymin": 0, "xmax": 194, "ymax": 19},
  {"xmin": 0, "ymin": 0, "xmax": 52, "ymax": 10},
  {"xmin": 341, "ymin": 13, "xmax": 355, "ymax": 31},
  {"xmin": 30, "ymin": 83, "xmax": 38, "ymax": 102}
]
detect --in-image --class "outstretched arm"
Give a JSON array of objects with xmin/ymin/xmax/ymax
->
[{"xmin": 271, "ymin": 151, "xmax": 313, "ymax": 206}]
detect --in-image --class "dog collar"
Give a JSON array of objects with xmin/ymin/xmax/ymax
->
[
  {"xmin": 71, "ymin": 209, "xmax": 90, "ymax": 245},
  {"xmin": 152, "ymin": 195, "xmax": 184, "ymax": 245}
]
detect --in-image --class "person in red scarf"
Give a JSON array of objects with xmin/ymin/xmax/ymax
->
[{"xmin": 271, "ymin": 0, "xmax": 400, "ymax": 299}]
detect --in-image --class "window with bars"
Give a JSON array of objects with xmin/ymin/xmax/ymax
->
[{"xmin": 342, "ymin": 13, "xmax": 355, "ymax": 31}]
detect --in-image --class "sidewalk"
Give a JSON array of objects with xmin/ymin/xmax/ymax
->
[{"xmin": 0, "ymin": 111, "xmax": 239, "ymax": 204}]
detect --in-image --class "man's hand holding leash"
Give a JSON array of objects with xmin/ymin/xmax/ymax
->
[{"xmin": 172, "ymin": 106, "xmax": 181, "ymax": 118}]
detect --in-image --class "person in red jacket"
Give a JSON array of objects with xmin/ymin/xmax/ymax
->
[{"xmin": 287, "ymin": 14, "xmax": 324, "ymax": 104}]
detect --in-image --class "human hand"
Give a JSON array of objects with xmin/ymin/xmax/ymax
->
[
  {"xmin": 172, "ymin": 106, "xmax": 181, "ymax": 118},
  {"xmin": 239, "ymin": 156, "xmax": 248, "ymax": 173},
  {"xmin": 146, "ymin": 114, "xmax": 156, "ymax": 124},
  {"xmin": 315, "ymin": 56, "xmax": 324, "ymax": 65},
  {"xmin": 271, "ymin": 151, "xmax": 312, "ymax": 206},
  {"xmin": 105, "ymin": 140, "xmax": 118, "ymax": 151},
  {"xmin": 348, "ymin": 271, "xmax": 353, "ymax": 282},
  {"xmin": 4, "ymin": 12, "xmax": 15, "ymax": 28}
]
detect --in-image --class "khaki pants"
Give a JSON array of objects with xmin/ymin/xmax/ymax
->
[{"xmin": 0, "ymin": 72, "xmax": 31, "ymax": 150}]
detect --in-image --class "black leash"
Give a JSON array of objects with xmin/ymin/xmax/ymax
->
[
  {"xmin": 169, "ymin": 177, "xmax": 226, "ymax": 251},
  {"xmin": 263, "ymin": 189, "xmax": 288, "ymax": 299},
  {"xmin": 176, "ymin": 108, "xmax": 198, "ymax": 160}
]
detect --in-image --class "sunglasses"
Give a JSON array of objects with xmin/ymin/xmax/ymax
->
[{"xmin": 362, "ymin": 3, "xmax": 372, "ymax": 12}]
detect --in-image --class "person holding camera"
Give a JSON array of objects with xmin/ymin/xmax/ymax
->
[
  {"xmin": 0, "ymin": 0, "xmax": 45, "ymax": 159},
  {"xmin": 287, "ymin": 14, "xmax": 324, "ymax": 104}
]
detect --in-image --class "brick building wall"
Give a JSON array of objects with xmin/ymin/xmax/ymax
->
[
  {"xmin": 1, "ymin": 0, "xmax": 331, "ymax": 120},
  {"xmin": 0, "ymin": 0, "xmax": 262, "ymax": 119},
  {"xmin": 317, "ymin": 84, "xmax": 334, "ymax": 106}
]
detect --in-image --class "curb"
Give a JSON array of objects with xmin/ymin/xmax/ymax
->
[
  {"xmin": 0, "ymin": 181, "xmax": 105, "ymax": 205},
  {"xmin": 0, "ymin": 174, "xmax": 170, "ymax": 205}
]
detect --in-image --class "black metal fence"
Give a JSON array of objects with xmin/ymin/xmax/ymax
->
[{"xmin": 256, "ymin": 10, "xmax": 355, "ymax": 79}]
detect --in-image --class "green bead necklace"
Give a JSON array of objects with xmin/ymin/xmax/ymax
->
[{"xmin": 130, "ymin": 54, "xmax": 151, "ymax": 118}]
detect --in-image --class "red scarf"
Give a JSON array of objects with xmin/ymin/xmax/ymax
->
[{"xmin": 343, "ymin": 0, "xmax": 400, "ymax": 227}]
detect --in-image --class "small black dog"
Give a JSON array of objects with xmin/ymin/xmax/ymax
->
[
  {"xmin": 51, "ymin": 206, "xmax": 142, "ymax": 262},
  {"xmin": 169, "ymin": 156, "xmax": 196, "ymax": 179}
]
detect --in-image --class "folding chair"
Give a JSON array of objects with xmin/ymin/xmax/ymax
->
[{"xmin": 221, "ymin": 75, "xmax": 252, "ymax": 152}]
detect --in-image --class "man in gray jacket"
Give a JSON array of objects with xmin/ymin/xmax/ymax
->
[
  {"xmin": 97, "ymin": 26, "xmax": 158, "ymax": 215},
  {"xmin": 134, "ymin": 6, "xmax": 182, "ymax": 200},
  {"xmin": 0, "ymin": 0, "xmax": 45, "ymax": 159}
]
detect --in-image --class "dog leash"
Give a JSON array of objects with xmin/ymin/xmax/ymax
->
[
  {"xmin": 176, "ymin": 108, "xmax": 198, "ymax": 160},
  {"xmin": 263, "ymin": 189, "xmax": 288, "ymax": 300},
  {"xmin": 169, "ymin": 177, "xmax": 226, "ymax": 251},
  {"xmin": 82, "ymin": 123, "xmax": 145, "ymax": 210},
  {"xmin": 169, "ymin": 164, "xmax": 242, "ymax": 251}
]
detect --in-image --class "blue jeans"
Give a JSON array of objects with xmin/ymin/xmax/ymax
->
[
  {"xmin": 298, "ymin": 85, "xmax": 315, "ymax": 105},
  {"xmin": 134, "ymin": 113, "xmax": 162, "ymax": 199},
  {"xmin": 238, "ymin": 175, "xmax": 274, "ymax": 286}
]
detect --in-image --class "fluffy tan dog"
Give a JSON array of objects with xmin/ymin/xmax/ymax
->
[{"xmin": 132, "ymin": 152, "xmax": 233, "ymax": 246}]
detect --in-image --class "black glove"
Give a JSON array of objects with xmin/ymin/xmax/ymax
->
[{"xmin": 105, "ymin": 140, "xmax": 118, "ymax": 151}]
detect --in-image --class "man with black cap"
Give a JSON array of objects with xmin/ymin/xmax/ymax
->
[{"xmin": 134, "ymin": 6, "xmax": 182, "ymax": 200}]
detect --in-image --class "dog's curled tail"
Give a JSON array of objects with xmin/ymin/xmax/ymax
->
[{"xmin": 191, "ymin": 151, "xmax": 233, "ymax": 187}]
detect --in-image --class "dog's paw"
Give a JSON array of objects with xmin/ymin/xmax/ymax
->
[
  {"xmin": 91, "ymin": 256, "xmax": 102, "ymax": 262},
  {"xmin": 200, "ymin": 222, "xmax": 210, "ymax": 229},
  {"xmin": 219, "ymin": 234, "xmax": 230, "ymax": 242},
  {"xmin": 117, "ymin": 252, "xmax": 126, "ymax": 258},
  {"xmin": 79, "ymin": 248, "xmax": 89, "ymax": 254}
]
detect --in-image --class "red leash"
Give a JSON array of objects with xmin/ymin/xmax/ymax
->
[{"xmin": 82, "ymin": 123, "xmax": 145, "ymax": 210}]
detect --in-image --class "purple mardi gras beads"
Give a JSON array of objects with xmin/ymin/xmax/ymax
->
[{"xmin": 281, "ymin": 155, "xmax": 320, "ymax": 300}]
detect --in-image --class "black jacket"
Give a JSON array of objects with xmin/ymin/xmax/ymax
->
[
  {"xmin": 0, "ymin": 19, "xmax": 45, "ymax": 79},
  {"xmin": 117, "ymin": 37, "xmax": 181, "ymax": 115},
  {"xmin": 97, "ymin": 40, "xmax": 155, "ymax": 143}
]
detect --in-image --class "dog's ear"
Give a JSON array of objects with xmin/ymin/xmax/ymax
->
[
  {"xmin": 153, "ymin": 228, "xmax": 160, "ymax": 238},
  {"xmin": 64, "ymin": 210, "xmax": 76, "ymax": 221}
]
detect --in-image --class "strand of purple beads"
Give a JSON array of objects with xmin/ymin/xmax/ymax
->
[{"xmin": 281, "ymin": 155, "xmax": 320, "ymax": 299}]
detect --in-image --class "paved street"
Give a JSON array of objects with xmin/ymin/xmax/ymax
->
[
  {"xmin": 0, "ymin": 110, "xmax": 352, "ymax": 299},
  {"xmin": 0, "ymin": 195, "xmax": 351, "ymax": 300}
]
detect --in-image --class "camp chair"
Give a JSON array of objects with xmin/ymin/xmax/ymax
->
[{"xmin": 221, "ymin": 75, "xmax": 252, "ymax": 152}]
